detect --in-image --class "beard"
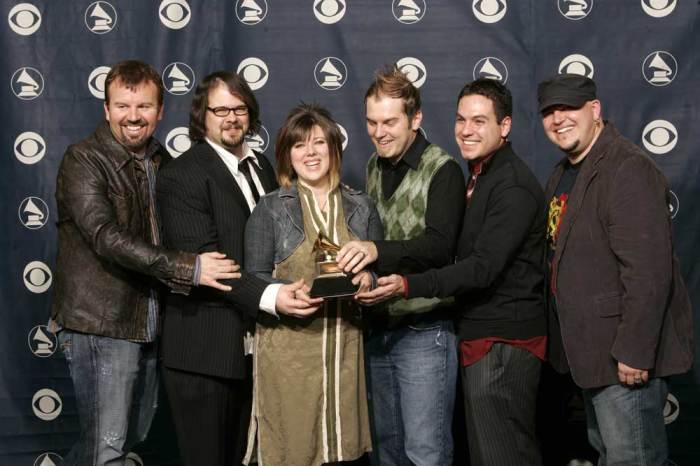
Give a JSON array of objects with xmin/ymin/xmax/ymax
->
[
  {"xmin": 220, "ymin": 122, "xmax": 247, "ymax": 151},
  {"xmin": 116, "ymin": 119, "xmax": 150, "ymax": 152}
]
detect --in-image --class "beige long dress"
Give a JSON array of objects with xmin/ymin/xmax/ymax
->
[{"xmin": 244, "ymin": 183, "xmax": 371, "ymax": 466}]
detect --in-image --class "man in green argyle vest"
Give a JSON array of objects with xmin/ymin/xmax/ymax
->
[{"xmin": 337, "ymin": 66, "xmax": 465, "ymax": 466}]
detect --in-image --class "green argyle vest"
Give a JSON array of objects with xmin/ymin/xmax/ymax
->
[{"xmin": 367, "ymin": 144, "xmax": 456, "ymax": 316}]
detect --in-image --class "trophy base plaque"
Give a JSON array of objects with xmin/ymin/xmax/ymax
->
[{"xmin": 310, "ymin": 274, "xmax": 358, "ymax": 299}]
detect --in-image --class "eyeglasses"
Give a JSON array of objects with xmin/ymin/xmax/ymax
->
[{"xmin": 206, "ymin": 106, "xmax": 249, "ymax": 117}]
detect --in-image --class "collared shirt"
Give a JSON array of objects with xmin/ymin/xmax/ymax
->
[
  {"xmin": 374, "ymin": 131, "xmax": 466, "ymax": 274},
  {"xmin": 206, "ymin": 138, "xmax": 264, "ymax": 212}
]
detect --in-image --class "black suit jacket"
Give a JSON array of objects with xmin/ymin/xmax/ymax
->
[{"xmin": 157, "ymin": 141, "xmax": 278, "ymax": 379}]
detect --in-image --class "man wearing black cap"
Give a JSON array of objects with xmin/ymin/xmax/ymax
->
[{"xmin": 537, "ymin": 74, "xmax": 693, "ymax": 465}]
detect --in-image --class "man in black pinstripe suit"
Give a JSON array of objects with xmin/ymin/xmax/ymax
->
[{"xmin": 157, "ymin": 71, "xmax": 321, "ymax": 466}]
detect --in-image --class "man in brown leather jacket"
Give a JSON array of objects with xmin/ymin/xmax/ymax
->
[
  {"xmin": 539, "ymin": 74, "xmax": 693, "ymax": 465},
  {"xmin": 50, "ymin": 60, "xmax": 239, "ymax": 466}
]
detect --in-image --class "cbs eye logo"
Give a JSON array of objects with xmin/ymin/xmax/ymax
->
[
  {"xmin": 238, "ymin": 57, "xmax": 269, "ymax": 90},
  {"xmin": 668, "ymin": 190, "xmax": 679, "ymax": 219},
  {"xmin": 392, "ymin": 0, "xmax": 426, "ymax": 24},
  {"xmin": 15, "ymin": 131, "xmax": 46, "ymax": 165},
  {"xmin": 236, "ymin": 0, "xmax": 267, "ymax": 25},
  {"xmin": 32, "ymin": 389, "xmax": 62, "ymax": 421},
  {"xmin": 558, "ymin": 54, "xmax": 594, "ymax": 78},
  {"xmin": 336, "ymin": 123, "xmax": 349, "ymax": 151},
  {"xmin": 313, "ymin": 0, "xmax": 346, "ymax": 24},
  {"xmin": 245, "ymin": 125, "xmax": 270, "ymax": 153},
  {"xmin": 159, "ymin": 0, "xmax": 191, "ymax": 29},
  {"xmin": 24, "ymin": 261, "xmax": 52, "ymax": 293},
  {"xmin": 642, "ymin": 0, "xmax": 676, "ymax": 18},
  {"xmin": 396, "ymin": 57, "xmax": 427, "ymax": 88},
  {"xmin": 472, "ymin": 0, "xmax": 507, "ymax": 23},
  {"xmin": 642, "ymin": 120, "xmax": 677, "ymax": 155},
  {"xmin": 11, "ymin": 67, "xmax": 44, "ymax": 100},
  {"xmin": 165, "ymin": 127, "xmax": 191, "ymax": 158},
  {"xmin": 88, "ymin": 66, "xmax": 111, "ymax": 99},
  {"xmin": 8, "ymin": 3, "xmax": 42, "ymax": 35},
  {"xmin": 473, "ymin": 56, "xmax": 508, "ymax": 84},
  {"xmin": 84, "ymin": 1, "xmax": 117, "ymax": 34},
  {"xmin": 664, "ymin": 392, "xmax": 679, "ymax": 424}
]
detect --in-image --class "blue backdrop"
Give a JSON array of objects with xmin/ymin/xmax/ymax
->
[{"xmin": 2, "ymin": 1, "xmax": 698, "ymax": 464}]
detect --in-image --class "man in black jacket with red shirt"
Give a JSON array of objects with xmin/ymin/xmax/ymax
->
[{"xmin": 374, "ymin": 79, "xmax": 546, "ymax": 465}]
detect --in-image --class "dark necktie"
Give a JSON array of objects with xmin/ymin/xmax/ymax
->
[
  {"xmin": 466, "ymin": 164, "xmax": 481, "ymax": 205},
  {"xmin": 239, "ymin": 159, "xmax": 261, "ymax": 204}
]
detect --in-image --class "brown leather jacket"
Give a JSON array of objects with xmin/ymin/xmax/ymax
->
[{"xmin": 51, "ymin": 122, "xmax": 196, "ymax": 341}]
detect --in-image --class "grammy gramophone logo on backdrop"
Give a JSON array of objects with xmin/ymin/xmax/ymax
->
[
  {"xmin": 473, "ymin": 57, "xmax": 508, "ymax": 84},
  {"xmin": 19, "ymin": 196, "xmax": 49, "ymax": 230},
  {"xmin": 236, "ymin": 0, "xmax": 268, "ymax": 25},
  {"xmin": 85, "ymin": 1, "xmax": 117, "ymax": 34},
  {"xmin": 163, "ymin": 62, "xmax": 196, "ymax": 95},
  {"xmin": 34, "ymin": 452, "xmax": 63, "ymax": 466},
  {"xmin": 558, "ymin": 0, "xmax": 593, "ymax": 20},
  {"xmin": 245, "ymin": 125, "xmax": 270, "ymax": 153},
  {"xmin": 11, "ymin": 67, "xmax": 44, "ymax": 100},
  {"xmin": 392, "ymin": 0, "xmax": 426, "ymax": 24},
  {"xmin": 642, "ymin": 51, "xmax": 677, "ymax": 87},
  {"xmin": 28, "ymin": 325, "xmax": 58, "ymax": 358},
  {"xmin": 314, "ymin": 57, "xmax": 347, "ymax": 90}
]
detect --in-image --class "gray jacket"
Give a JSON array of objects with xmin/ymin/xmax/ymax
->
[{"xmin": 245, "ymin": 184, "xmax": 383, "ymax": 281}]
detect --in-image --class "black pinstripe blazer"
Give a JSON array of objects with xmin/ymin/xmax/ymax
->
[{"xmin": 156, "ymin": 141, "xmax": 278, "ymax": 379}]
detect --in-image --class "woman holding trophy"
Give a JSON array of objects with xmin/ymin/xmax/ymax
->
[{"xmin": 243, "ymin": 104, "xmax": 382, "ymax": 466}]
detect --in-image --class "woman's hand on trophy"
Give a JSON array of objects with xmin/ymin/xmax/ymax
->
[
  {"xmin": 337, "ymin": 240, "xmax": 378, "ymax": 275},
  {"xmin": 354, "ymin": 274, "xmax": 405, "ymax": 306},
  {"xmin": 276, "ymin": 279, "xmax": 324, "ymax": 318}
]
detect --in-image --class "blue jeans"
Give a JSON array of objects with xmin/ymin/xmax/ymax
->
[
  {"xmin": 58, "ymin": 329, "xmax": 159, "ymax": 466},
  {"xmin": 364, "ymin": 319, "xmax": 457, "ymax": 466},
  {"xmin": 582, "ymin": 378, "xmax": 668, "ymax": 466}
]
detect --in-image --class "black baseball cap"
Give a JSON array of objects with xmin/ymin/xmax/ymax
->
[{"xmin": 537, "ymin": 74, "xmax": 597, "ymax": 113}]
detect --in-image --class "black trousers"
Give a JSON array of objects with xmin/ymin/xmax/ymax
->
[
  {"xmin": 461, "ymin": 343, "xmax": 542, "ymax": 466},
  {"xmin": 162, "ymin": 366, "xmax": 252, "ymax": 466}
]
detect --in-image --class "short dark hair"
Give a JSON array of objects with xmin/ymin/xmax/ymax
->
[
  {"xmin": 275, "ymin": 103, "xmax": 343, "ymax": 190},
  {"xmin": 188, "ymin": 71, "xmax": 261, "ymax": 142},
  {"xmin": 365, "ymin": 65, "xmax": 421, "ymax": 120},
  {"xmin": 457, "ymin": 78, "xmax": 512, "ymax": 123},
  {"xmin": 104, "ymin": 60, "xmax": 163, "ymax": 106}
]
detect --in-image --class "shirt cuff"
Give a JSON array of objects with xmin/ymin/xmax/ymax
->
[
  {"xmin": 259, "ymin": 283, "xmax": 282, "ymax": 317},
  {"xmin": 192, "ymin": 255, "xmax": 201, "ymax": 286}
]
